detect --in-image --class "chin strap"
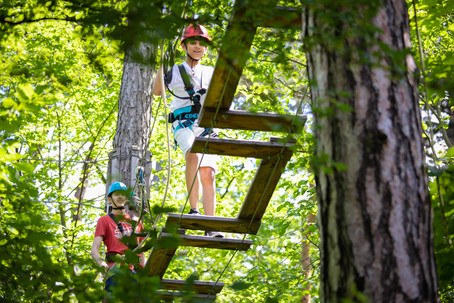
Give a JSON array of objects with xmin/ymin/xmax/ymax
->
[
  {"xmin": 111, "ymin": 199, "xmax": 125, "ymax": 210},
  {"xmin": 187, "ymin": 52, "xmax": 200, "ymax": 62},
  {"xmin": 183, "ymin": 42, "xmax": 200, "ymax": 63}
]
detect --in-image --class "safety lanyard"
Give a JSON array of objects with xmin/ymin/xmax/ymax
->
[
  {"xmin": 108, "ymin": 213, "xmax": 128, "ymax": 236},
  {"xmin": 164, "ymin": 64, "xmax": 206, "ymax": 104},
  {"xmin": 178, "ymin": 65, "xmax": 203, "ymax": 103}
]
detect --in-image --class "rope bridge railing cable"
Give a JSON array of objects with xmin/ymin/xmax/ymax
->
[
  {"xmin": 205, "ymin": 150, "xmax": 286, "ymax": 298},
  {"xmin": 132, "ymin": 39, "xmax": 174, "ymax": 256},
  {"xmin": 131, "ymin": 0, "xmax": 193, "ymax": 266},
  {"xmin": 153, "ymin": 69, "xmax": 235, "ymax": 287},
  {"xmin": 152, "ymin": 39, "xmax": 173, "ymax": 231},
  {"xmin": 166, "ymin": 59, "xmax": 304, "ymax": 297},
  {"xmin": 137, "ymin": 15, "xmax": 307, "ymax": 295},
  {"xmin": 175, "ymin": 65, "xmax": 233, "ymax": 226},
  {"xmin": 136, "ymin": 39, "xmax": 177, "ymax": 271},
  {"xmin": 203, "ymin": 88, "xmax": 307, "ymax": 298},
  {"xmin": 134, "ymin": 7, "xmax": 191, "ymax": 266},
  {"xmin": 145, "ymin": 1, "xmax": 192, "ymax": 232}
]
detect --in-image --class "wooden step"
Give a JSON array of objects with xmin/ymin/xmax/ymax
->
[
  {"xmin": 144, "ymin": 245, "xmax": 178, "ymax": 278},
  {"xmin": 160, "ymin": 279, "xmax": 224, "ymax": 294},
  {"xmin": 143, "ymin": 230, "xmax": 185, "ymax": 278},
  {"xmin": 191, "ymin": 137, "xmax": 295, "ymax": 158},
  {"xmin": 238, "ymin": 150, "xmax": 293, "ymax": 221},
  {"xmin": 198, "ymin": 108, "xmax": 306, "ymax": 133},
  {"xmin": 165, "ymin": 213, "xmax": 261, "ymax": 235},
  {"xmin": 144, "ymin": 229, "xmax": 251, "ymax": 277},
  {"xmin": 160, "ymin": 232, "xmax": 252, "ymax": 251}
]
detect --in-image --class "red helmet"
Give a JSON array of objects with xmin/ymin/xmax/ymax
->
[{"xmin": 181, "ymin": 24, "xmax": 211, "ymax": 43}]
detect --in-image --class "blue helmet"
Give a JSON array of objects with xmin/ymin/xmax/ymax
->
[{"xmin": 107, "ymin": 182, "xmax": 128, "ymax": 197}]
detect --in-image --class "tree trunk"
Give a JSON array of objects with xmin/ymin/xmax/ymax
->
[
  {"xmin": 107, "ymin": 41, "xmax": 155, "ymax": 206},
  {"xmin": 302, "ymin": 0, "xmax": 439, "ymax": 302}
]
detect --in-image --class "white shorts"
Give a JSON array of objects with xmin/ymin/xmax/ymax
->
[{"xmin": 173, "ymin": 122, "xmax": 218, "ymax": 171}]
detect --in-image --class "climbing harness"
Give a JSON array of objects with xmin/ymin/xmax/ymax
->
[
  {"xmin": 164, "ymin": 64, "xmax": 213, "ymax": 139},
  {"xmin": 108, "ymin": 213, "xmax": 126, "ymax": 236},
  {"xmin": 177, "ymin": 64, "xmax": 207, "ymax": 105},
  {"xmin": 107, "ymin": 213, "xmax": 139, "ymax": 249}
]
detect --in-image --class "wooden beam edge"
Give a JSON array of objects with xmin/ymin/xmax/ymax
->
[
  {"xmin": 165, "ymin": 214, "xmax": 261, "ymax": 235},
  {"xmin": 198, "ymin": 108, "xmax": 307, "ymax": 133},
  {"xmin": 161, "ymin": 279, "xmax": 224, "ymax": 294}
]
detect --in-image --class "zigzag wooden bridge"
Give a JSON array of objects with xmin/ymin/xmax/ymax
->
[{"xmin": 144, "ymin": 1, "xmax": 306, "ymax": 301}]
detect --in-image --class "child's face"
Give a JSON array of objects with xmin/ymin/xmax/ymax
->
[
  {"xmin": 182, "ymin": 38, "xmax": 208, "ymax": 60},
  {"xmin": 109, "ymin": 191, "xmax": 127, "ymax": 207}
]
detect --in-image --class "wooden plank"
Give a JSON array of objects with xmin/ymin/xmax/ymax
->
[
  {"xmin": 191, "ymin": 137, "xmax": 295, "ymax": 158},
  {"xmin": 161, "ymin": 232, "xmax": 252, "ymax": 251},
  {"xmin": 157, "ymin": 291, "xmax": 216, "ymax": 302},
  {"xmin": 199, "ymin": 108, "xmax": 306, "ymax": 133},
  {"xmin": 160, "ymin": 279, "xmax": 224, "ymax": 294},
  {"xmin": 143, "ymin": 230, "xmax": 184, "ymax": 278},
  {"xmin": 144, "ymin": 246, "xmax": 178, "ymax": 278},
  {"xmin": 238, "ymin": 151, "xmax": 293, "ymax": 221},
  {"xmin": 203, "ymin": 0, "xmax": 257, "ymax": 110},
  {"xmin": 256, "ymin": 6, "xmax": 302, "ymax": 29},
  {"xmin": 165, "ymin": 213, "xmax": 261, "ymax": 235}
]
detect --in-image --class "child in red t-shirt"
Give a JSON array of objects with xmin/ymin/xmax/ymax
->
[{"xmin": 90, "ymin": 182, "xmax": 145, "ymax": 292}]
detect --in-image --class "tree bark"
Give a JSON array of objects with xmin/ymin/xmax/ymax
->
[
  {"xmin": 107, "ymin": 41, "xmax": 155, "ymax": 203},
  {"xmin": 302, "ymin": 0, "xmax": 439, "ymax": 302}
]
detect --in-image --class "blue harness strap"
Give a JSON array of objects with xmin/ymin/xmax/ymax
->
[
  {"xmin": 174, "ymin": 119, "xmax": 196, "ymax": 134},
  {"xmin": 169, "ymin": 65, "xmax": 213, "ymax": 147},
  {"xmin": 171, "ymin": 106, "xmax": 199, "ymax": 121}
]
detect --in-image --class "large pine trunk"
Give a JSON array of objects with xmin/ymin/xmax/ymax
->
[
  {"xmin": 302, "ymin": 0, "xmax": 439, "ymax": 301},
  {"xmin": 107, "ymin": 41, "xmax": 155, "ymax": 201}
]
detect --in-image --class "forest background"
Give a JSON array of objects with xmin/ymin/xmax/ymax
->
[{"xmin": 0, "ymin": 0, "xmax": 453, "ymax": 302}]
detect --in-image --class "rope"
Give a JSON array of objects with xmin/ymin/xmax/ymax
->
[
  {"xmin": 202, "ymin": 78, "xmax": 306, "ymax": 297},
  {"xmin": 133, "ymin": 40, "xmax": 174, "ymax": 254},
  {"xmin": 205, "ymin": 150, "xmax": 288, "ymax": 298},
  {"xmin": 152, "ymin": 38, "xmax": 173, "ymax": 230},
  {"xmin": 144, "ymin": 50, "xmax": 220, "ymax": 284},
  {"xmin": 411, "ymin": 0, "xmax": 451, "ymax": 245},
  {"xmin": 140, "ymin": 24, "xmax": 306, "ymax": 298},
  {"xmin": 175, "ymin": 68, "xmax": 232, "ymax": 226}
]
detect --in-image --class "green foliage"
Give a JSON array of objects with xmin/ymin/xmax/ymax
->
[
  {"xmin": 429, "ymin": 161, "xmax": 454, "ymax": 301},
  {"xmin": 2, "ymin": 0, "xmax": 452, "ymax": 302},
  {"xmin": 408, "ymin": 1, "xmax": 454, "ymax": 300},
  {"xmin": 1, "ymin": 1, "xmax": 126, "ymax": 301},
  {"xmin": 107, "ymin": 266, "xmax": 161, "ymax": 302}
]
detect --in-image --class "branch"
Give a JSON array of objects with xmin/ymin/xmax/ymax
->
[{"xmin": 0, "ymin": 16, "xmax": 77, "ymax": 26}]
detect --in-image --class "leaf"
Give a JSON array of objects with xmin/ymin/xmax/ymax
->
[
  {"xmin": 445, "ymin": 147, "xmax": 454, "ymax": 158},
  {"xmin": 427, "ymin": 165, "xmax": 447, "ymax": 177},
  {"xmin": 230, "ymin": 281, "xmax": 252, "ymax": 291},
  {"xmin": 16, "ymin": 83, "xmax": 34, "ymax": 102},
  {"xmin": 2, "ymin": 97, "xmax": 18, "ymax": 109},
  {"xmin": 12, "ymin": 162, "xmax": 35, "ymax": 174}
]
